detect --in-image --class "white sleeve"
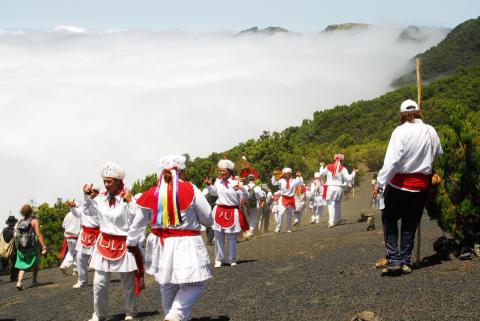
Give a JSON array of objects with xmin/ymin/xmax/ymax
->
[
  {"xmin": 70, "ymin": 206, "xmax": 82, "ymax": 218},
  {"xmin": 429, "ymin": 126, "xmax": 443, "ymax": 160},
  {"xmin": 341, "ymin": 168, "xmax": 356, "ymax": 183},
  {"xmin": 377, "ymin": 128, "xmax": 404, "ymax": 189},
  {"xmin": 192, "ymin": 186, "xmax": 213, "ymax": 227},
  {"xmin": 127, "ymin": 206, "xmax": 150, "ymax": 247},
  {"xmin": 271, "ymin": 176, "xmax": 281, "ymax": 186},
  {"xmin": 318, "ymin": 166, "xmax": 328, "ymax": 176},
  {"xmin": 207, "ymin": 184, "xmax": 218, "ymax": 197},
  {"xmin": 83, "ymin": 194, "xmax": 99, "ymax": 217}
]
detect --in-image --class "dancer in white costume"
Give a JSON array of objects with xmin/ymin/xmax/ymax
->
[
  {"xmin": 68, "ymin": 184, "xmax": 100, "ymax": 288},
  {"xmin": 271, "ymin": 168, "xmax": 304, "ymax": 233},
  {"xmin": 128, "ymin": 155, "xmax": 213, "ymax": 321},
  {"xmin": 293, "ymin": 183, "xmax": 307, "ymax": 227},
  {"xmin": 310, "ymin": 172, "xmax": 327, "ymax": 224},
  {"xmin": 206, "ymin": 159, "xmax": 250, "ymax": 267},
  {"xmin": 243, "ymin": 174, "xmax": 265, "ymax": 237},
  {"xmin": 84, "ymin": 162, "xmax": 143, "ymax": 321},
  {"xmin": 319, "ymin": 155, "xmax": 357, "ymax": 227},
  {"xmin": 58, "ymin": 210, "xmax": 80, "ymax": 275}
]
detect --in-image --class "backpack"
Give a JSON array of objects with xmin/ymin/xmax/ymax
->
[
  {"xmin": 14, "ymin": 218, "xmax": 36, "ymax": 250},
  {"xmin": 246, "ymin": 186, "xmax": 258, "ymax": 208},
  {"xmin": 0, "ymin": 232, "xmax": 14, "ymax": 259}
]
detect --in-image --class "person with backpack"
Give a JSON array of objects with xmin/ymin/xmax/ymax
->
[
  {"xmin": 1, "ymin": 215, "xmax": 19, "ymax": 281},
  {"xmin": 243, "ymin": 174, "xmax": 265, "ymax": 238},
  {"xmin": 14, "ymin": 204, "xmax": 47, "ymax": 290},
  {"xmin": 259, "ymin": 184, "xmax": 272, "ymax": 233}
]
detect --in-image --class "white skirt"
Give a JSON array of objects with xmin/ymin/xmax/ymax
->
[
  {"xmin": 145, "ymin": 233, "xmax": 212, "ymax": 285},
  {"xmin": 75, "ymin": 240, "xmax": 95, "ymax": 256},
  {"xmin": 89, "ymin": 247, "xmax": 138, "ymax": 273}
]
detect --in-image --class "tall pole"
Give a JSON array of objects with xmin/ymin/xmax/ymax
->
[{"xmin": 415, "ymin": 58, "xmax": 422, "ymax": 265}]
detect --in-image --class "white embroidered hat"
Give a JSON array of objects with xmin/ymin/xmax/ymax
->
[
  {"xmin": 101, "ymin": 162, "xmax": 125, "ymax": 180},
  {"xmin": 282, "ymin": 167, "xmax": 292, "ymax": 174},
  {"xmin": 158, "ymin": 155, "xmax": 187, "ymax": 171},
  {"xmin": 400, "ymin": 99, "xmax": 419, "ymax": 112},
  {"xmin": 314, "ymin": 172, "xmax": 321, "ymax": 178},
  {"xmin": 218, "ymin": 159, "xmax": 235, "ymax": 170}
]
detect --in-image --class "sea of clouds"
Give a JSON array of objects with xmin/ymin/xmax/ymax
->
[{"xmin": 0, "ymin": 26, "xmax": 447, "ymax": 221}]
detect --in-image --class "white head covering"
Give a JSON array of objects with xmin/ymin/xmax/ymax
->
[
  {"xmin": 400, "ymin": 99, "xmax": 419, "ymax": 112},
  {"xmin": 314, "ymin": 172, "xmax": 321, "ymax": 178},
  {"xmin": 158, "ymin": 155, "xmax": 187, "ymax": 171},
  {"xmin": 91, "ymin": 184, "xmax": 100, "ymax": 192},
  {"xmin": 282, "ymin": 167, "xmax": 292, "ymax": 174},
  {"xmin": 218, "ymin": 159, "xmax": 235, "ymax": 170},
  {"xmin": 101, "ymin": 162, "xmax": 125, "ymax": 180}
]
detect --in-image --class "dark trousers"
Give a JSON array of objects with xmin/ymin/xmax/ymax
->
[
  {"xmin": 205, "ymin": 226, "xmax": 215, "ymax": 245},
  {"xmin": 260, "ymin": 207, "xmax": 270, "ymax": 233},
  {"xmin": 382, "ymin": 185, "xmax": 428, "ymax": 266},
  {"xmin": 1, "ymin": 251, "xmax": 19, "ymax": 281}
]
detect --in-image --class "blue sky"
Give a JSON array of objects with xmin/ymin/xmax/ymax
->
[{"xmin": 0, "ymin": 0, "xmax": 478, "ymax": 31}]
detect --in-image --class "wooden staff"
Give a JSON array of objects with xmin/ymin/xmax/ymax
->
[{"xmin": 415, "ymin": 58, "xmax": 422, "ymax": 265}]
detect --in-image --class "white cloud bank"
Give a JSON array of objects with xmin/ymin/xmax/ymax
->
[{"xmin": 0, "ymin": 26, "xmax": 447, "ymax": 221}]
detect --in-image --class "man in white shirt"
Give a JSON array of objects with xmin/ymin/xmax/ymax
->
[
  {"xmin": 374, "ymin": 99, "xmax": 442, "ymax": 275},
  {"xmin": 243, "ymin": 174, "xmax": 265, "ymax": 237},
  {"xmin": 59, "ymin": 211, "xmax": 81, "ymax": 275}
]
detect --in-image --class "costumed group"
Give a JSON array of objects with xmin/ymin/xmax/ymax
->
[{"xmin": 5, "ymin": 99, "xmax": 442, "ymax": 321}]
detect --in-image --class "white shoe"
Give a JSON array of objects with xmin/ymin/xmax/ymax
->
[
  {"xmin": 274, "ymin": 228, "xmax": 280, "ymax": 233},
  {"xmin": 87, "ymin": 313, "xmax": 106, "ymax": 321},
  {"xmin": 287, "ymin": 230, "xmax": 292, "ymax": 233},
  {"xmin": 124, "ymin": 315, "xmax": 134, "ymax": 321},
  {"xmin": 59, "ymin": 265, "xmax": 68, "ymax": 275},
  {"xmin": 164, "ymin": 312, "xmax": 181, "ymax": 321},
  {"xmin": 73, "ymin": 282, "xmax": 85, "ymax": 288},
  {"xmin": 230, "ymin": 262, "xmax": 237, "ymax": 266},
  {"xmin": 72, "ymin": 271, "xmax": 78, "ymax": 276},
  {"xmin": 214, "ymin": 260, "xmax": 222, "ymax": 268}
]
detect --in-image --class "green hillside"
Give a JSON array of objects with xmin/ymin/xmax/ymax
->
[{"xmin": 393, "ymin": 17, "xmax": 480, "ymax": 86}]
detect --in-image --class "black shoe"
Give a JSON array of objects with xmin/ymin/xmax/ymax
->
[{"xmin": 381, "ymin": 264, "xmax": 402, "ymax": 276}]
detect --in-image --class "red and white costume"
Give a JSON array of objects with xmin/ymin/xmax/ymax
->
[
  {"xmin": 207, "ymin": 159, "xmax": 249, "ymax": 267},
  {"xmin": 310, "ymin": 172, "xmax": 327, "ymax": 224},
  {"xmin": 128, "ymin": 155, "xmax": 213, "ymax": 321},
  {"xmin": 59, "ymin": 211, "xmax": 81, "ymax": 273},
  {"xmin": 271, "ymin": 168, "xmax": 304, "ymax": 232},
  {"xmin": 70, "ymin": 193, "xmax": 101, "ymax": 287},
  {"xmin": 85, "ymin": 162, "xmax": 141, "ymax": 321},
  {"xmin": 319, "ymin": 155, "xmax": 356, "ymax": 227},
  {"xmin": 293, "ymin": 184, "xmax": 307, "ymax": 226}
]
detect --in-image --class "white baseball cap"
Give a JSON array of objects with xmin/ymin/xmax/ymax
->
[{"xmin": 400, "ymin": 99, "xmax": 419, "ymax": 112}]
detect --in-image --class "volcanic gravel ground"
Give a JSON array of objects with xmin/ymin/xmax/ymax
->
[{"xmin": 1, "ymin": 173, "xmax": 479, "ymax": 321}]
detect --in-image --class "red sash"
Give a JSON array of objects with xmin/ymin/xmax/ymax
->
[
  {"xmin": 214, "ymin": 205, "xmax": 249, "ymax": 231},
  {"xmin": 322, "ymin": 185, "xmax": 329, "ymax": 200},
  {"xmin": 80, "ymin": 225, "xmax": 100, "ymax": 248},
  {"xmin": 151, "ymin": 228, "xmax": 201, "ymax": 246},
  {"xmin": 390, "ymin": 173, "xmax": 430, "ymax": 191},
  {"xmin": 215, "ymin": 205, "xmax": 237, "ymax": 229},
  {"xmin": 96, "ymin": 233, "xmax": 127, "ymax": 260},
  {"xmin": 281, "ymin": 195, "xmax": 296, "ymax": 208},
  {"xmin": 58, "ymin": 235, "xmax": 78, "ymax": 259}
]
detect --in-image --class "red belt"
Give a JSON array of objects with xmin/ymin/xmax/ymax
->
[
  {"xmin": 390, "ymin": 173, "xmax": 430, "ymax": 191},
  {"xmin": 151, "ymin": 228, "xmax": 201, "ymax": 246},
  {"xmin": 80, "ymin": 226, "xmax": 100, "ymax": 248},
  {"xmin": 281, "ymin": 195, "xmax": 296, "ymax": 208}
]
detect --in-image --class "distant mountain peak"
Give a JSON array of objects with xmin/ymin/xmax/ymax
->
[
  {"xmin": 323, "ymin": 23, "xmax": 370, "ymax": 32},
  {"xmin": 237, "ymin": 26, "xmax": 289, "ymax": 35}
]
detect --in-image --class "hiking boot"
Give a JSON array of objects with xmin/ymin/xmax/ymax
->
[
  {"xmin": 16, "ymin": 282, "xmax": 24, "ymax": 291},
  {"xmin": 401, "ymin": 264, "xmax": 412, "ymax": 274},
  {"xmin": 381, "ymin": 264, "xmax": 402, "ymax": 276},
  {"xmin": 31, "ymin": 280, "xmax": 41, "ymax": 287}
]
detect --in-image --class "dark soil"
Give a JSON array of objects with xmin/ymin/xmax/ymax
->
[{"xmin": 1, "ymin": 173, "xmax": 479, "ymax": 321}]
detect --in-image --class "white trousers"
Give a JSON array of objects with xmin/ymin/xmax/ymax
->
[
  {"xmin": 93, "ymin": 270, "xmax": 137, "ymax": 319},
  {"xmin": 214, "ymin": 230, "xmax": 237, "ymax": 263},
  {"xmin": 61, "ymin": 238, "xmax": 78, "ymax": 271},
  {"xmin": 161, "ymin": 282, "xmax": 206, "ymax": 321},
  {"xmin": 246, "ymin": 207, "xmax": 260, "ymax": 235},
  {"xmin": 76, "ymin": 251, "xmax": 90, "ymax": 285},
  {"xmin": 275, "ymin": 207, "xmax": 294, "ymax": 232},
  {"xmin": 327, "ymin": 200, "xmax": 342, "ymax": 226},
  {"xmin": 293, "ymin": 209, "xmax": 304, "ymax": 225},
  {"xmin": 311, "ymin": 206, "xmax": 325, "ymax": 222}
]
